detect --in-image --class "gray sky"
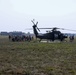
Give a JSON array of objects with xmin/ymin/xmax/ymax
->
[{"xmin": 0, "ymin": 0, "xmax": 76, "ymax": 33}]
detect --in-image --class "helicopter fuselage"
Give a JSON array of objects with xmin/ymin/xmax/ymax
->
[
  {"xmin": 33, "ymin": 25, "xmax": 67, "ymax": 41},
  {"xmin": 32, "ymin": 20, "xmax": 67, "ymax": 41}
]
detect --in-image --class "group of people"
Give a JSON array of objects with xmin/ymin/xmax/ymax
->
[
  {"xmin": 9, "ymin": 35, "xmax": 33, "ymax": 42},
  {"xmin": 69, "ymin": 35, "xmax": 74, "ymax": 42}
]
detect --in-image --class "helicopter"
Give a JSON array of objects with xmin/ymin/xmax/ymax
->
[
  {"xmin": 31, "ymin": 20, "xmax": 68, "ymax": 42},
  {"xmin": 31, "ymin": 19, "xmax": 76, "ymax": 42}
]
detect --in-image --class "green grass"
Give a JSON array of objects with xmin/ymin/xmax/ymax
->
[{"xmin": 0, "ymin": 36, "xmax": 76, "ymax": 75}]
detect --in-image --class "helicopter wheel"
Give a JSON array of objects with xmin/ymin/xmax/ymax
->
[
  {"xmin": 52, "ymin": 39, "xmax": 54, "ymax": 41},
  {"xmin": 60, "ymin": 39, "xmax": 63, "ymax": 41}
]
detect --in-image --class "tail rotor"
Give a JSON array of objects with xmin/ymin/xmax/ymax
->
[
  {"xmin": 31, "ymin": 19, "xmax": 40, "ymax": 32},
  {"xmin": 36, "ymin": 22, "xmax": 40, "ymax": 32}
]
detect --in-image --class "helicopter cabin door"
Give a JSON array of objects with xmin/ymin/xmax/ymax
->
[{"xmin": 54, "ymin": 34, "xmax": 59, "ymax": 39}]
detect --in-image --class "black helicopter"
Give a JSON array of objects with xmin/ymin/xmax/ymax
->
[{"xmin": 31, "ymin": 20, "xmax": 68, "ymax": 41}]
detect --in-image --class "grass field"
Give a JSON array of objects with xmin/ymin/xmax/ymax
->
[{"xmin": 0, "ymin": 36, "xmax": 76, "ymax": 75}]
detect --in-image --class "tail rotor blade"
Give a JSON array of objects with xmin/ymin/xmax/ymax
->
[
  {"xmin": 37, "ymin": 27, "xmax": 40, "ymax": 32},
  {"xmin": 36, "ymin": 22, "xmax": 38, "ymax": 25}
]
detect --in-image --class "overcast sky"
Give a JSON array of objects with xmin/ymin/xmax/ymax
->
[{"xmin": 0, "ymin": 0, "xmax": 76, "ymax": 33}]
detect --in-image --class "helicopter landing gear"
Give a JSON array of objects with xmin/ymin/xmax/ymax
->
[{"xmin": 39, "ymin": 39, "xmax": 42, "ymax": 42}]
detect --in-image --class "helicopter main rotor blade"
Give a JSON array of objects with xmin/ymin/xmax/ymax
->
[
  {"xmin": 39, "ymin": 27, "xmax": 60, "ymax": 29},
  {"xmin": 60, "ymin": 28, "xmax": 76, "ymax": 32},
  {"xmin": 39, "ymin": 27, "xmax": 76, "ymax": 32},
  {"xmin": 25, "ymin": 28, "xmax": 32, "ymax": 30},
  {"xmin": 39, "ymin": 28, "xmax": 52, "ymax": 29}
]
